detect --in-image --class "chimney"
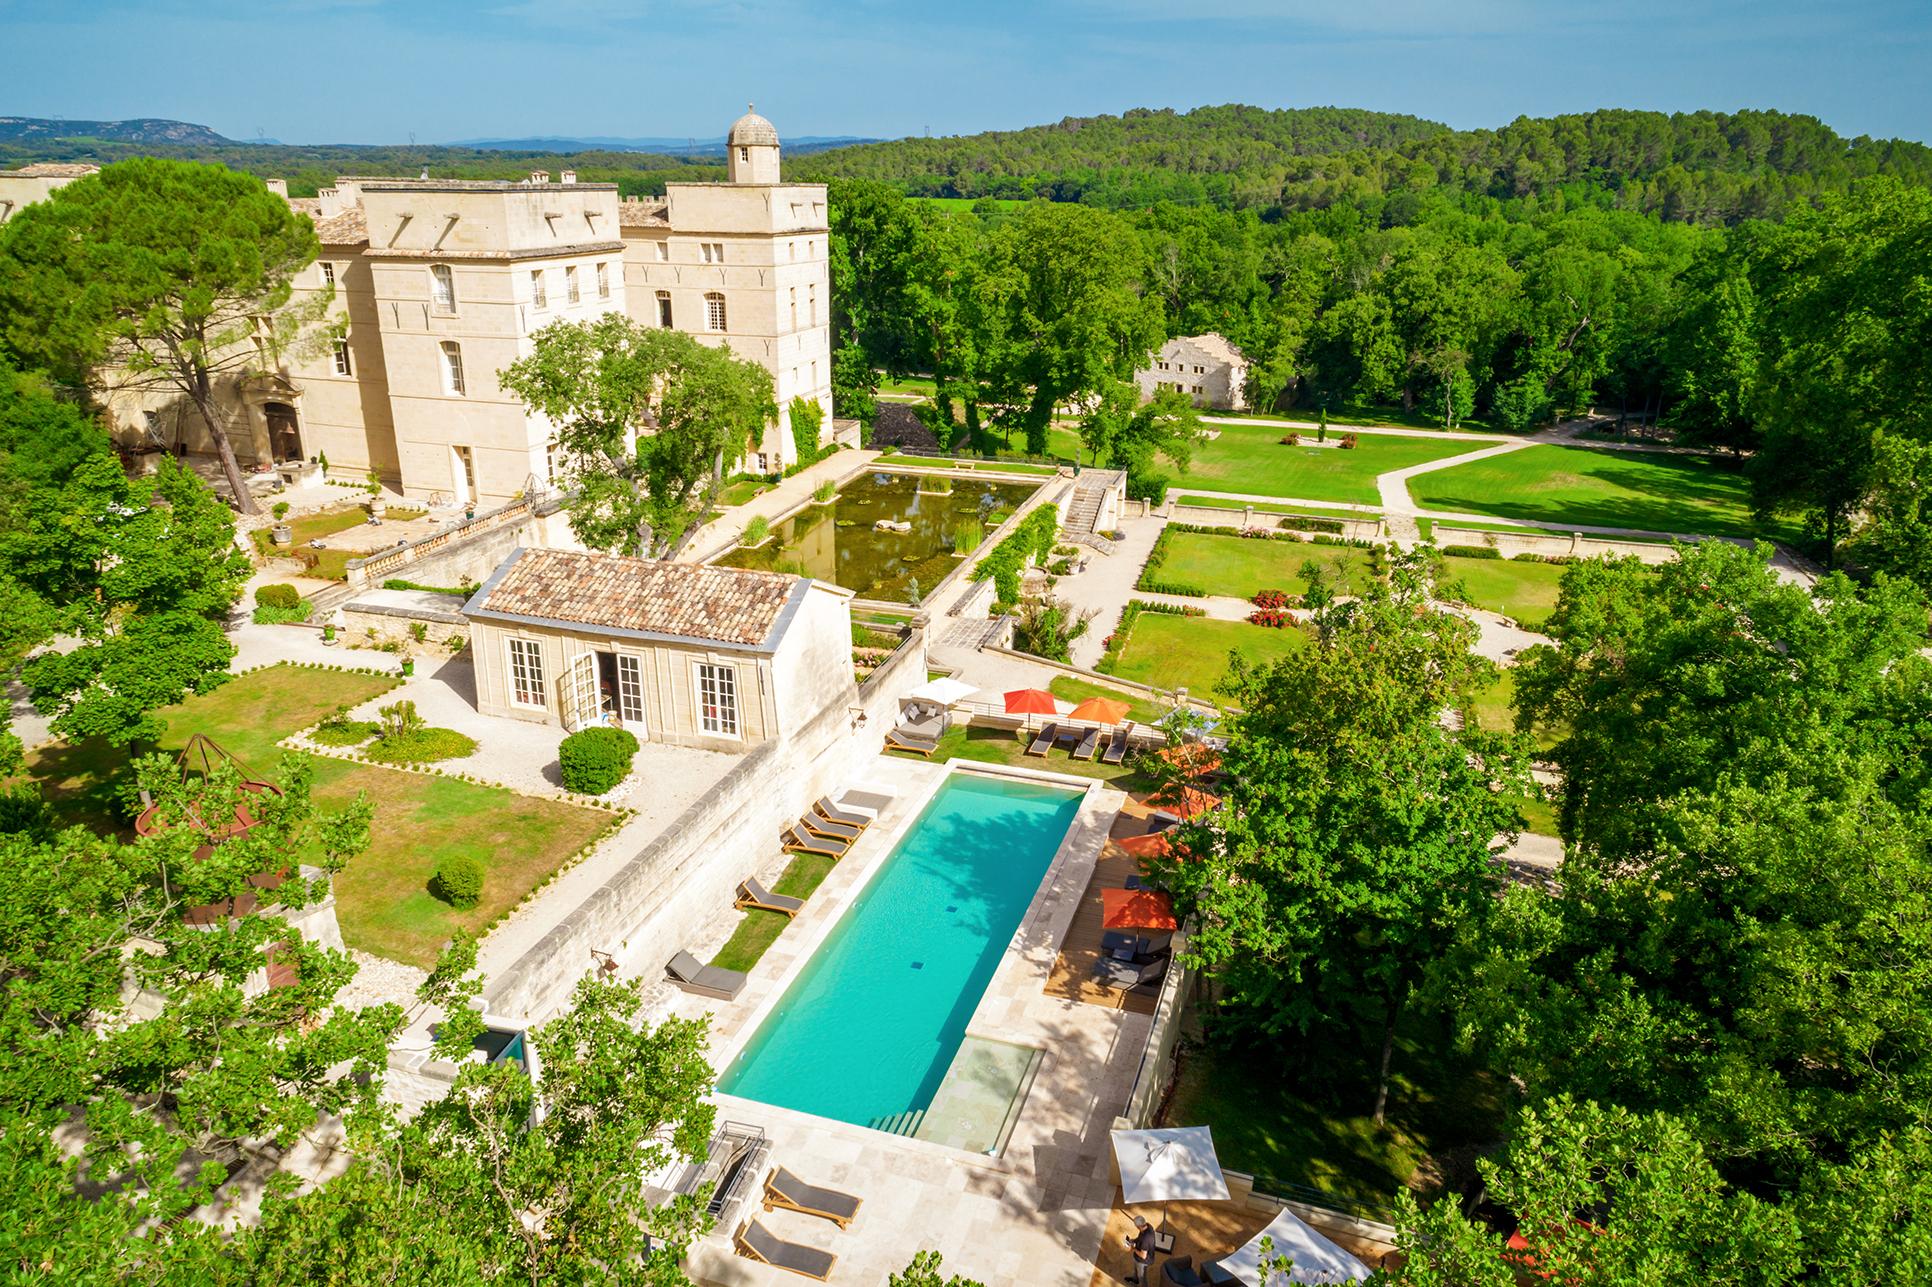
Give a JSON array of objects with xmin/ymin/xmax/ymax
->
[
  {"xmin": 560, "ymin": 169, "xmax": 577, "ymax": 185},
  {"xmin": 264, "ymin": 178, "xmax": 289, "ymax": 198},
  {"xmin": 529, "ymin": 169, "xmax": 550, "ymax": 185}
]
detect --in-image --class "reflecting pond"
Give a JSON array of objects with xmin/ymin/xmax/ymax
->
[{"xmin": 718, "ymin": 471, "xmax": 1038, "ymax": 602}]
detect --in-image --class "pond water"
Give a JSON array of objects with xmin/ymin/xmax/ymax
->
[{"xmin": 718, "ymin": 471, "xmax": 1037, "ymax": 602}]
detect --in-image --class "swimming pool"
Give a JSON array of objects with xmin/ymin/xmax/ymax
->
[{"xmin": 720, "ymin": 773, "xmax": 1082, "ymax": 1134}]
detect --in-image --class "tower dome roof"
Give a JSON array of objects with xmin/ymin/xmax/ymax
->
[{"xmin": 728, "ymin": 104, "xmax": 779, "ymax": 148}]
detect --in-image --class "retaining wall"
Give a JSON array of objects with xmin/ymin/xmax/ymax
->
[
  {"xmin": 1433, "ymin": 524, "xmax": 1686, "ymax": 563},
  {"xmin": 480, "ymin": 629, "xmax": 929, "ymax": 1023},
  {"xmin": 1169, "ymin": 502, "xmax": 1383, "ymax": 544}
]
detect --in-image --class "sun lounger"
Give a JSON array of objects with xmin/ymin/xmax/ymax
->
[
  {"xmin": 1074, "ymin": 726, "xmax": 1101, "ymax": 760},
  {"xmin": 1095, "ymin": 956, "xmax": 1168, "ymax": 992},
  {"xmin": 1025, "ymin": 723, "xmax": 1059, "ymax": 756},
  {"xmin": 666, "ymin": 950, "xmax": 747, "ymax": 1001},
  {"xmin": 813, "ymin": 795, "xmax": 872, "ymax": 829},
  {"xmin": 764, "ymin": 1166, "xmax": 863, "ymax": 1230},
  {"xmin": 736, "ymin": 1219, "xmax": 836, "ymax": 1281},
  {"xmin": 800, "ymin": 813, "xmax": 862, "ymax": 842},
  {"xmin": 782, "ymin": 823, "xmax": 851, "ymax": 859},
  {"xmin": 884, "ymin": 726, "xmax": 938, "ymax": 756},
  {"xmin": 1101, "ymin": 729, "xmax": 1130, "ymax": 765},
  {"xmin": 736, "ymin": 877, "xmax": 805, "ymax": 918},
  {"xmin": 1163, "ymin": 1255, "xmax": 1205, "ymax": 1286}
]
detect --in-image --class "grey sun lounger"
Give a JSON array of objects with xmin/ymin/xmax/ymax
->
[
  {"xmin": 666, "ymin": 950, "xmax": 747, "ymax": 1001},
  {"xmin": 1026, "ymin": 723, "xmax": 1059, "ymax": 756},
  {"xmin": 782, "ymin": 823, "xmax": 851, "ymax": 859},
  {"xmin": 884, "ymin": 726, "xmax": 938, "ymax": 756},
  {"xmin": 736, "ymin": 1218, "xmax": 836, "ymax": 1280},
  {"xmin": 1101, "ymin": 729, "xmax": 1131, "ymax": 764},
  {"xmin": 813, "ymin": 795, "xmax": 873, "ymax": 829},
  {"xmin": 1074, "ymin": 726, "xmax": 1101, "ymax": 760},
  {"xmin": 800, "ymin": 812, "xmax": 862, "ymax": 842},
  {"xmin": 1095, "ymin": 956, "xmax": 1168, "ymax": 993},
  {"xmin": 735, "ymin": 877, "xmax": 805, "ymax": 918},
  {"xmin": 764, "ymin": 1166, "xmax": 863, "ymax": 1229}
]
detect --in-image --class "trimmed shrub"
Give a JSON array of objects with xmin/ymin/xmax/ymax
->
[
  {"xmin": 365, "ymin": 726, "xmax": 477, "ymax": 764},
  {"xmin": 1137, "ymin": 578, "xmax": 1209, "ymax": 597},
  {"xmin": 1277, "ymin": 515, "xmax": 1346, "ymax": 535},
  {"xmin": 255, "ymin": 584, "xmax": 301, "ymax": 610},
  {"xmin": 1252, "ymin": 589, "xmax": 1298, "ymax": 610},
  {"xmin": 1511, "ymin": 552, "xmax": 1576, "ymax": 565},
  {"xmin": 1339, "ymin": 433, "xmax": 1359, "ymax": 449},
  {"xmin": 310, "ymin": 717, "xmax": 378, "ymax": 747},
  {"xmin": 1126, "ymin": 472, "xmax": 1168, "ymax": 506},
  {"xmin": 1279, "ymin": 433, "xmax": 1301, "ymax": 446},
  {"xmin": 1248, "ymin": 609, "xmax": 1292, "ymax": 628},
  {"xmin": 1440, "ymin": 544, "xmax": 1506, "ymax": 560},
  {"xmin": 558, "ymin": 726, "xmax": 640, "ymax": 794},
  {"xmin": 432, "ymin": 854, "xmax": 485, "ymax": 909}
]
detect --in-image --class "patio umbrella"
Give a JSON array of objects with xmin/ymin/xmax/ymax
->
[
  {"xmin": 1156, "ymin": 743, "xmax": 1222, "ymax": 776},
  {"xmin": 1116, "ymin": 830, "xmax": 1174, "ymax": 860},
  {"xmin": 1003, "ymin": 688, "xmax": 1059, "ymax": 715},
  {"xmin": 1102, "ymin": 887, "xmax": 1178, "ymax": 931},
  {"xmin": 1151, "ymin": 783, "xmax": 1223, "ymax": 821},
  {"xmin": 908, "ymin": 676, "xmax": 978, "ymax": 706},
  {"xmin": 1217, "ymin": 1206, "xmax": 1369, "ymax": 1284},
  {"xmin": 1068, "ymin": 696, "xmax": 1132, "ymax": 725},
  {"xmin": 1111, "ymin": 1125, "xmax": 1230, "ymax": 1228}
]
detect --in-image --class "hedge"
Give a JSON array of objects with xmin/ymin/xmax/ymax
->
[
  {"xmin": 1440, "ymin": 544, "xmax": 1506, "ymax": 560},
  {"xmin": 558, "ymin": 726, "xmax": 640, "ymax": 794},
  {"xmin": 1096, "ymin": 597, "xmax": 1207, "ymax": 675},
  {"xmin": 973, "ymin": 505, "xmax": 1060, "ymax": 604},
  {"xmin": 255, "ymin": 583, "xmax": 301, "ymax": 609}
]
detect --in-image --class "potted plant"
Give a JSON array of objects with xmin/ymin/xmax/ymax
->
[
  {"xmin": 400, "ymin": 656, "xmax": 415, "ymax": 677},
  {"xmin": 322, "ymin": 623, "xmax": 338, "ymax": 646}
]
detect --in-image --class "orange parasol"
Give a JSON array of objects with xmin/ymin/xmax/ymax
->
[
  {"xmin": 1003, "ymin": 688, "xmax": 1059, "ymax": 715},
  {"xmin": 1116, "ymin": 830, "xmax": 1174, "ymax": 859},
  {"xmin": 1150, "ymin": 783, "xmax": 1222, "ymax": 820},
  {"xmin": 1102, "ymin": 887, "xmax": 1179, "ymax": 931},
  {"xmin": 1155, "ymin": 744, "xmax": 1221, "ymax": 776},
  {"xmin": 1068, "ymin": 696, "xmax": 1132, "ymax": 725}
]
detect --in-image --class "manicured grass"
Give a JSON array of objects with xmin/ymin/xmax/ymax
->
[
  {"xmin": 1111, "ymin": 614, "xmax": 1306, "ymax": 701},
  {"xmin": 1463, "ymin": 670, "xmax": 1565, "ymax": 755},
  {"xmin": 251, "ymin": 505, "xmax": 372, "ymax": 582},
  {"xmin": 1173, "ymin": 493, "xmax": 1367, "ymax": 517},
  {"xmin": 1046, "ymin": 676, "xmax": 1168, "ymax": 726},
  {"xmin": 1203, "ymin": 402, "xmax": 1504, "ymax": 435},
  {"xmin": 1166, "ymin": 1011, "xmax": 1509, "ymax": 1215},
  {"xmin": 1437, "ymin": 555, "xmax": 1570, "ymax": 630},
  {"xmin": 1162, "ymin": 531, "xmax": 1376, "ymax": 602},
  {"xmin": 718, "ymin": 478, "xmax": 771, "ymax": 507},
  {"xmin": 894, "ymin": 725, "xmax": 1156, "ymax": 788},
  {"xmin": 708, "ymin": 852, "xmax": 839, "ymax": 974},
  {"xmin": 22, "ymin": 664, "xmax": 615, "ymax": 967},
  {"xmin": 1183, "ymin": 423, "xmax": 1479, "ymax": 504},
  {"xmin": 1511, "ymin": 789, "xmax": 1560, "ymax": 838},
  {"xmin": 874, "ymin": 453, "xmax": 1062, "ymax": 478},
  {"xmin": 1407, "ymin": 445, "xmax": 1780, "ymax": 539}
]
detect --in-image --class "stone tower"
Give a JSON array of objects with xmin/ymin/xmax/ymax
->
[{"xmin": 727, "ymin": 104, "xmax": 782, "ymax": 185}]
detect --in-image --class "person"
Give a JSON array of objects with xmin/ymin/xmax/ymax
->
[{"xmin": 1124, "ymin": 1215, "xmax": 1158, "ymax": 1285}]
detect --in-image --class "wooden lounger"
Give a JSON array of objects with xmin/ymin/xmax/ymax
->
[
  {"xmin": 1025, "ymin": 723, "xmax": 1058, "ymax": 756},
  {"xmin": 884, "ymin": 727, "xmax": 938, "ymax": 756},
  {"xmin": 764, "ymin": 1166, "xmax": 863, "ymax": 1230},
  {"xmin": 666, "ymin": 949, "xmax": 747, "ymax": 1001},
  {"xmin": 736, "ymin": 1218, "xmax": 836, "ymax": 1280},
  {"xmin": 1094, "ymin": 956, "xmax": 1168, "ymax": 993},
  {"xmin": 800, "ymin": 813, "xmax": 862, "ymax": 842},
  {"xmin": 813, "ymin": 795, "xmax": 872, "ymax": 829},
  {"xmin": 1074, "ymin": 726, "xmax": 1101, "ymax": 760},
  {"xmin": 781, "ymin": 823, "xmax": 851, "ymax": 859},
  {"xmin": 1101, "ymin": 728, "xmax": 1130, "ymax": 764},
  {"xmin": 736, "ymin": 878, "xmax": 805, "ymax": 918}
]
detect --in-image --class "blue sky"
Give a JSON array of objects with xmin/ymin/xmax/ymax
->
[{"xmin": 3, "ymin": 0, "xmax": 1927, "ymax": 145}]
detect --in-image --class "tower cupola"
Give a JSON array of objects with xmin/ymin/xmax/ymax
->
[{"xmin": 727, "ymin": 104, "xmax": 781, "ymax": 184}]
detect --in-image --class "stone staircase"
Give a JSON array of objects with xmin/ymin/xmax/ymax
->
[
  {"xmin": 868, "ymin": 1108, "xmax": 927, "ymax": 1138},
  {"xmin": 1065, "ymin": 469, "xmax": 1126, "ymax": 555}
]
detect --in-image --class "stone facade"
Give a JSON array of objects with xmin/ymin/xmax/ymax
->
[
  {"xmin": 3, "ymin": 109, "xmax": 834, "ymax": 505},
  {"xmin": 1134, "ymin": 332, "xmax": 1250, "ymax": 411}
]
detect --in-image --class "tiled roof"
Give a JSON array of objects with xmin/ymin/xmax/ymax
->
[
  {"xmin": 312, "ymin": 207, "xmax": 368, "ymax": 245},
  {"xmin": 6, "ymin": 162, "xmax": 100, "ymax": 178},
  {"xmin": 470, "ymin": 549, "xmax": 800, "ymax": 648},
  {"xmin": 1174, "ymin": 333, "xmax": 1247, "ymax": 366},
  {"xmin": 619, "ymin": 197, "xmax": 670, "ymax": 228}
]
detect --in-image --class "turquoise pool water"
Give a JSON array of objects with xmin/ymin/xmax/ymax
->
[{"xmin": 720, "ymin": 774, "xmax": 1082, "ymax": 1130}]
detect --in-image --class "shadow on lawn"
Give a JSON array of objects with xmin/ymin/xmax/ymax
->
[{"xmin": 1417, "ymin": 449, "xmax": 1768, "ymax": 538}]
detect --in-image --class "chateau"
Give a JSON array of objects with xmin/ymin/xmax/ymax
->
[{"xmin": 0, "ymin": 108, "xmax": 836, "ymax": 506}]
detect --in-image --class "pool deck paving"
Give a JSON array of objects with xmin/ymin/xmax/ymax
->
[{"xmin": 654, "ymin": 755, "xmax": 1156, "ymax": 1286}]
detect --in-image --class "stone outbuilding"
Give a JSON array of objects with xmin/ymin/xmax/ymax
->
[
  {"xmin": 460, "ymin": 547, "xmax": 853, "ymax": 752},
  {"xmin": 1135, "ymin": 333, "xmax": 1251, "ymax": 411}
]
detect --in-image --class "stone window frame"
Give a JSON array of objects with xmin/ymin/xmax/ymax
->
[{"xmin": 704, "ymin": 292, "xmax": 727, "ymax": 333}]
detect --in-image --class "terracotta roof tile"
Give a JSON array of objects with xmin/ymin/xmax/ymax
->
[
  {"xmin": 5, "ymin": 162, "xmax": 100, "ymax": 178},
  {"xmin": 310, "ymin": 207, "xmax": 368, "ymax": 245},
  {"xmin": 619, "ymin": 197, "xmax": 670, "ymax": 228},
  {"xmin": 473, "ymin": 549, "xmax": 799, "ymax": 647}
]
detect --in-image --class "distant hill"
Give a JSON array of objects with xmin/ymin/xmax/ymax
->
[
  {"xmin": 0, "ymin": 115, "xmax": 233, "ymax": 146},
  {"xmin": 451, "ymin": 134, "xmax": 879, "ymax": 157}
]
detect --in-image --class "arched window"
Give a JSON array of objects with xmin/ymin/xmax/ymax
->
[
  {"xmin": 430, "ymin": 265, "xmax": 456, "ymax": 313},
  {"xmin": 441, "ymin": 341, "xmax": 466, "ymax": 395},
  {"xmin": 704, "ymin": 292, "xmax": 726, "ymax": 333}
]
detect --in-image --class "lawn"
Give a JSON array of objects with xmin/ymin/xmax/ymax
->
[
  {"xmin": 718, "ymin": 477, "xmax": 772, "ymax": 507},
  {"xmin": 1407, "ymin": 445, "xmax": 1781, "ymax": 539},
  {"xmin": 23, "ymin": 664, "xmax": 616, "ymax": 967},
  {"xmin": 1162, "ymin": 531, "xmax": 1376, "ymax": 602},
  {"xmin": 709, "ymin": 851, "xmax": 839, "ymax": 974},
  {"xmin": 1111, "ymin": 614, "xmax": 1307, "ymax": 701},
  {"xmin": 1174, "ymin": 493, "xmax": 1367, "ymax": 517},
  {"xmin": 251, "ymin": 505, "xmax": 372, "ymax": 582},
  {"xmin": 1463, "ymin": 669, "xmax": 1566, "ymax": 755},
  {"xmin": 1180, "ymin": 424, "xmax": 1479, "ymax": 504},
  {"xmin": 1046, "ymin": 675, "xmax": 1169, "ymax": 726},
  {"xmin": 1202, "ymin": 401, "xmax": 1504, "ymax": 435},
  {"xmin": 874, "ymin": 453, "xmax": 1063, "ymax": 478},
  {"xmin": 1165, "ymin": 1011, "xmax": 1509, "ymax": 1216},
  {"xmin": 1437, "ymin": 554, "xmax": 1570, "ymax": 630},
  {"xmin": 890, "ymin": 725, "xmax": 1157, "ymax": 788}
]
